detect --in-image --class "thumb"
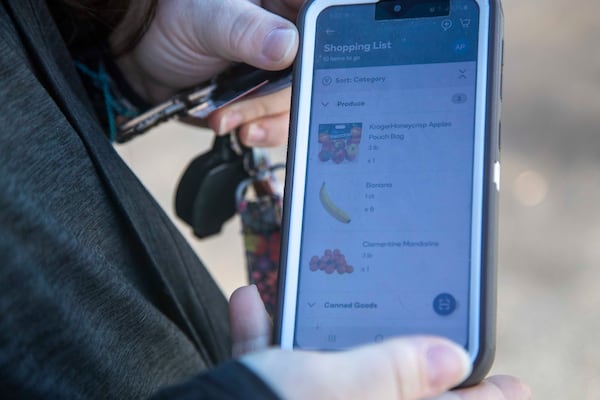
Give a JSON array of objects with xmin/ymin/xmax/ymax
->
[
  {"xmin": 195, "ymin": 0, "xmax": 299, "ymax": 70},
  {"xmin": 229, "ymin": 285, "xmax": 272, "ymax": 358},
  {"xmin": 334, "ymin": 337, "xmax": 472, "ymax": 399},
  {"xmin": 242, "ymin": 336, "xmax": 472, "ymax": 400}
]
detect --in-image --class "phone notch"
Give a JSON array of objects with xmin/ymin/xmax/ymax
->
[{"xmin": 375, "ymin": 0, "xmax": 450, "ymax": 20}]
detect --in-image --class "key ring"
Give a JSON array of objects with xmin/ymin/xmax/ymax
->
[{"xmin": 116, "ymin": 84, "xmax": 215, "ymax": 142}]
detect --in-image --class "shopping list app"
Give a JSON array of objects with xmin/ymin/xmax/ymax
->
[{"xmin": 295, "ymin": 1, "xmax": 480, "ymax": 349}]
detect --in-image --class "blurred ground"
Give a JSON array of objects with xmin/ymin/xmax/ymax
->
[{"xmin": 116, "ymin": 0, "xmax": 600, "ymax": 398}]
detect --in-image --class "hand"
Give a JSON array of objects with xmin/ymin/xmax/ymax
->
[
  {"xmin": 206, "ymin": 87, "xmax": 292, "ymax": 147},
  {"xmin": 111, "ymin": 0, "xmax": 301, "ymax": 146},
  {"xmin": 112, "ymin": 0, "xmax": 301, "ymax": 102},
  {"xmin": 229, "ymin": 286, "xmax": 532, "ymax": 400}
]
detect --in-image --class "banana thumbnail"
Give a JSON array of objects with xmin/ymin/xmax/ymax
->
[{"xmin": 319, "ymin": 182, "xmax": 351, "ymax": 224}]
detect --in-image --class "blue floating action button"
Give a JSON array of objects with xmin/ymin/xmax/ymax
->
[{"xmin": 433, "ymin": 293, "xmax": 457, "ymax": 316}]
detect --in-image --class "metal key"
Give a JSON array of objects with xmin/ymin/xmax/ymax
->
[{"xmin": 116, "ymin": 64, "xmax": 292, "ymax": 143}]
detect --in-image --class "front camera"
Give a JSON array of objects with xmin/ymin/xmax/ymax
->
[{"xmin": 375, "ymin": 0, "xmax": 449, "ymax": 21}]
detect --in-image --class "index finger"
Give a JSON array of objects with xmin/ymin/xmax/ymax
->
[{"xmin": 207, "ymin": 87, "xmax": 292, "ymax": 135}]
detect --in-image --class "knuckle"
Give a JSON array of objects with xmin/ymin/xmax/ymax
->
[{"xmin": 227, "ymin": 12, "xmax": 262, "ymax": 59}]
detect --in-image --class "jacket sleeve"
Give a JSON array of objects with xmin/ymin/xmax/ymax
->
[{"xmin": 149, "ymin": 361, "xmax": 280, "ymax": 400}]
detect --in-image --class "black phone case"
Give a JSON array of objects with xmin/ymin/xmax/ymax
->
[{"xmin": 274, "ymin": 0, "xmax": 504, "ymax": 388}]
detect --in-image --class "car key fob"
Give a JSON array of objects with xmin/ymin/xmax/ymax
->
[{"xmin": 175, "ymin": 133, "xmax": 252, "ymax": 238}]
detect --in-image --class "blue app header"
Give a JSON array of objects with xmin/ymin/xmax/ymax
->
[{"xmin": 314, "ymin": 0, "xmax": 480, "ymax": 69}]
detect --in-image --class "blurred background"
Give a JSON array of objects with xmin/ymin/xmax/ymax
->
[{"xmin": 116, "ymin": 0, "xmax": 600, "ymax": 398}]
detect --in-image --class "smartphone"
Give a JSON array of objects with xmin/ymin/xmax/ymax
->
[{"xmin": 276, "ymin": 0, "xmax": 503, "ymax": 385}]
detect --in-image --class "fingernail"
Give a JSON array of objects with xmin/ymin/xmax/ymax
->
[
  {"xmin": 218, "ymin": 112, "xmax": 243, "ymax": 135},
  {"xmin": 262, "ymin": 28, "xmax": 297, "ymax": 63},
  {"xmin": 247, "ymin": 125, "xmax": 267, "ymax": 144},
  {"xmin": 426, "ymin": 344, "xmax": 471, "ymax": 389}
]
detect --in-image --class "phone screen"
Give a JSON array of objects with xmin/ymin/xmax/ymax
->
[{"xmin": 291, "ymin": 0, "xmax": 484, "ymax": 350}]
